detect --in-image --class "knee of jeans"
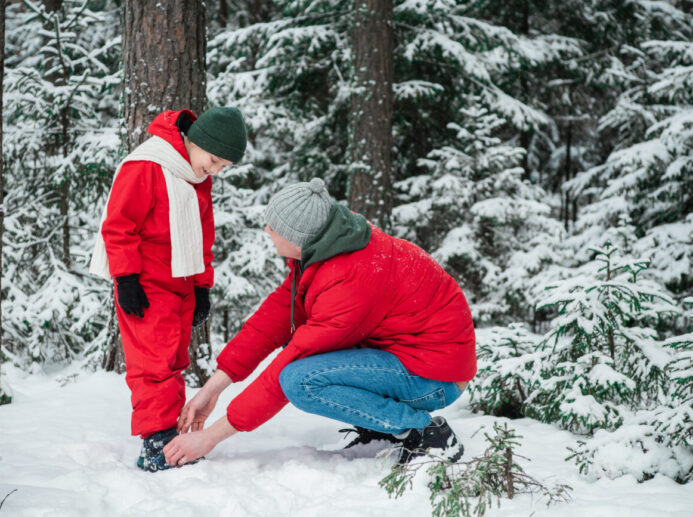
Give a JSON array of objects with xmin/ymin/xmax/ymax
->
[{"xmin": 279, "ymin": 362, "xmax": 306, "ymax": 403}]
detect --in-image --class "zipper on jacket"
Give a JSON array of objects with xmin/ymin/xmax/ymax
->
[{"xmin": 290, "ymin": 259, "xmax": 301, "ymax": 334}]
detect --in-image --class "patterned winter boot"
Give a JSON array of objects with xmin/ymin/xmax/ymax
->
[
  {"xmin": 136, "ymin": 427, "xmax": 177, "ymax": 472},
  {"xmin": 397, "ymin": 416, "xmax": 464, "ymax": 465}
]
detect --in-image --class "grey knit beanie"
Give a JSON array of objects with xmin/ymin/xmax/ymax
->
[{"xmin": 265, "ymin": 178, "xmax": 333, "ymax": 248}]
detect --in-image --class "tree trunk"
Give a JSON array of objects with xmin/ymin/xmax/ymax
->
[
  {"xmin": 188, "ymin": 322, "xmax": 211, "ymax": 386},
  {"xmin": 42, "ymin": 0, "xmax": 72, "ymax": 268},
  {"xmin": 349, "ymin": 0, "xmax": 393, "ymax": 229},
  {"xmin": 520, "ymin": 0, "xmax": 532, "ymax": 182},
  {"xmin": 563, "ymin": 122, "xmax": 572, "ymax": 231},
  {"xmin": 101, "ymin": 299, "xmax": 125, "ymax": 373},
  {"xmin": 219, "ymin": 0, "xmax": 228, "ymax": 27},
  {"xmin": 43, "ymin": 0, "xmax": 62, "ymax": 11},
  {"xmin": 123, "ymin": 0, "xmax": 206, "ymax": 149},
  {"xmin": 0, "ymin": 0, "xmax": 7, "ymax": 404},
  {"xmin": 107, "ymin": 0, "xmax": 208, "ymax": 375},
  {"xmin": 60, "ymin": 179, "xmax": 70, "ymax": 269}
]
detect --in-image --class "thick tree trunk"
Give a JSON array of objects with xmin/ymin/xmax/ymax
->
[
  {"xmin": 123, "ymin": 0, "xmax": 206, "ymax": 149},
  {"xmin": 349, "ymin": 0, "xmax": 393, "ymax": 229},
  {"xmin": 0, "ymin": 0, "xmax": 7, "ymax": 403}
]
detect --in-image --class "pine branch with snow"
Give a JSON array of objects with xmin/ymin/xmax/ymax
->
[{"xmin": 380, "ymin": 423, "xmax": 572, "ymax": 517}]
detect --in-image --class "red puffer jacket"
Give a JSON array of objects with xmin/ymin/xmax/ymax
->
[
  {"xmin": 101, "ymin": 109, "xmax": 215, "ymax": 289},
  {"xmin": 217, "ymin": 205, "xmax": 476, "ymax": 432}
]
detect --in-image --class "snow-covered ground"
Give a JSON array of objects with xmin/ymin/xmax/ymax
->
[{"xmin": 1, "ymin": 362, "xmax": 692, "ymax": 517}]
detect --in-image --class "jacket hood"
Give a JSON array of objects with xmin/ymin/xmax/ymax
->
[
  {"xmin": 147, "ymin": 109, "xmax": 198, "ymax": 162},
  {"xmin": 300, "ymin": 203, "xmax": 371, "ymax": 270}
]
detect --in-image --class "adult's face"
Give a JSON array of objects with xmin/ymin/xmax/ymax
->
[{"xmin": 265, "ymin": 225, "xmax": 302, "ymax": 259}]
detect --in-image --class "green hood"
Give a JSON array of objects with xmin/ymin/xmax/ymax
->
[
  {"xmin": 300, "ymin": 202, "xmax": 371, "ymax": 270},
  {"xmin": 289, "ymin": 202, "xmax": 371, "ymax": 331}
]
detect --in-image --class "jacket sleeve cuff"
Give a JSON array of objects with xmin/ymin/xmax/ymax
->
[
  {"xmin": 216, "ymin": 356, "xmax": 244, "ymax": 383},
  {"xmin": 193, "ymin": 265, "xmax": 214, "ymax": 289},
  {"xmin": 225, "ymin": 379, "xmax": 288, "ymax": 432}
]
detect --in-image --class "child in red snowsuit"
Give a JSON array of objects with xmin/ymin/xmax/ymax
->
[{"xmin": 90, "ymin": 107, "xmax": 247, "ymax": 471}]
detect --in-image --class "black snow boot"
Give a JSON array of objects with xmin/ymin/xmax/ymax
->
[
  {"xmin": 137, "ymin": 427, "xmax": 177, "ymax": 472},
  {"xmin": 397, "ymin": 416, "xmax": 464, "ymax": 465},
  {"xmin": 339, "ymin": 426, "xmax": 406, "ymax": 449}
]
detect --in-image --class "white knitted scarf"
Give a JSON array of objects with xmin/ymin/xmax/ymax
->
[{"xmin": 90, "ymin": 135, "xmax": 207, "ymax": 280}]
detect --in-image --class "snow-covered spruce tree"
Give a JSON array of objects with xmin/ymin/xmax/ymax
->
[
  {"xmin": 207, "ymin": 0, "xmax": 351, "ymax": 194},
  {"xmin": 393, "ymin": 100, "xmax": 564, "ymax": 323},
  {"xmin": 0, "ymin": 0, "xmax": 7, "ymax": 406},
  {"xmin": 451, "ymin": 0, "xmax": 638, "ymax": 227},
  {"xmin": 564, "ymin": 9, "xmax": 693, "ymax": 299},
  {"xmin": 656, "ymin": 320, "xmax": 693, "ymax": 453},
  {"xmin": 2, "ymin": 0, "xmax": 120, "ymax": 367},
  {"xmin": 526, "ymin": 224, "xmax": 680, "ymax": 434},
  {"xmin": 566, "ymin": 313, "xmax": 693, "ymax": 483},
  {"xmin": 467, "ymin": 323, "xmax": 540, "ymax": 418},
  {"xmin": 208, "ymin": 0, "xmax": 583, "ymax": 199},
  {"xmin": 563, "ymin": 297, "xmax": 693, "ymax": 483},
  {"xmin": 389, "ymin": 0, "xmax": 586, "ymax": 324}
]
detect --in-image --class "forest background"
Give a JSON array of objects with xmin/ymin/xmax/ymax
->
[{"xmin": 0, "ymin": 0, "xmax": 692, "ymax": 485}]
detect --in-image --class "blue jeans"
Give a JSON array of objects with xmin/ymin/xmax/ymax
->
[{"xmin": 279, "ymin": 348, "xmax": 462, "ymax": 434}]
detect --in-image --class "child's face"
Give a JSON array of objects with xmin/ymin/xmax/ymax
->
[
  {"xmin": 186, "ymin": 140, "xmax": 233, "ymax": 178},
  {"xmin": 265, "ymin": 225, "xmax": 302, "ymax": 259}
]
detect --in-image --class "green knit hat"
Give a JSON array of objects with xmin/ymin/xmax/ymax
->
[{"xmin": 188, "ymin": 107, "xmax": 247, "ymax": 163}]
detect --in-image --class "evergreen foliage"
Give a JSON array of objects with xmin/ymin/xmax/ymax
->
[
  {"xmin": 380, "ymin": 423, "xmax": 572, "ymax": 517},
  {"xmin": 1, "ymin": 0, "xmax": 692, "ymax": 486},
  {"xmin": 526, "ymin": 227, "xmax": 679, "ymax": 433},
  {"xmin": 393, "ymin": 102, "xmax": 564, "ymax": 322},
  {"xmin": 2, "ymin": 0, "xmax": 120, "ymax": 366},
  {"xmin": 656, "ymin": 326, "xmax": 693, "ymax": 452},
  {"xmin": 467, "ymin": 324, "xmax": 537, "ymax": 418},
  {"xmin": 208, "ymin": 172, "xmax": 287, "ymax": 350}
]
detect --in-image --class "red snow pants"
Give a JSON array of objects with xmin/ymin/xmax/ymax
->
[{"xmin": 115, "ymin": 271, "xmax": 195, "ymax": 437}]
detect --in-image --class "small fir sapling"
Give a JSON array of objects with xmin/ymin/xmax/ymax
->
[
  {"xmin": 524, "ymin": 233, "xmax": 679, "ymax": 434},
  {"xmin": 567, "ymin": 298, "xmax": 693, "ymax": 484},
  {"xmin": 380, "ymin": 422, "xmax": 571, "ymax": 517}
]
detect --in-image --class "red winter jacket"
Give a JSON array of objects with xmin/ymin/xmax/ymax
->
[
  {"xmin": 217, "ymin": 204, "xmax": 476, "ymax": 432},
  {"xmin": 101, "ymin": 110, "xmax": 215, "ymax": 289}
]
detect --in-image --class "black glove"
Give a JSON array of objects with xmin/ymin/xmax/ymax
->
[
  {"xmin": 192, "ymin": 287, "xmax": 211, "ymax": 327},
  {"xmin": 116, "ymin": 274, "xmax": 150, "ymax": 318}
]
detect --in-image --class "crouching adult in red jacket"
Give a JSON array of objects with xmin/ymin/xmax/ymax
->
[
  {"xmin": 164, "ymin": 178, "xmax": 476, "ymax": 466},
  {"xmin": 91, "ymin": 107, "xmax": 247, "ymax": 471}
]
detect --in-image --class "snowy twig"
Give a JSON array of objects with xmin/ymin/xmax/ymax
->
[{"xmin": 0, "ymin": 489, "xmax": 18, "ymax": 512}]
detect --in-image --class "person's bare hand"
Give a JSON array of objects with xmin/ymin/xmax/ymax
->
[
  {"xmin": 177, "ymin": 389, "xmax": 219, "ymax": 433},
  {"xmin": 165, "ymin": 415, "xmax": 238, "ymax": 466},
  {"xmin": 163, "ymin": 431, "xmax": 214, "ymax": 466}
]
